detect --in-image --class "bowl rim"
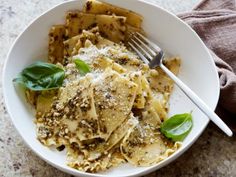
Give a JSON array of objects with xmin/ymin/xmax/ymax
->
[{"xmin": 2, "ymin": 0, "xmax": 220, "ymax": 176}]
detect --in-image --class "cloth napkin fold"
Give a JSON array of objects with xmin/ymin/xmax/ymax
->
[{"xmin": 178, "ymin": 0, "xmax": 236, "ymax": 132}]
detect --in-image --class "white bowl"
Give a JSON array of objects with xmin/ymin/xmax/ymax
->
[{"xmin": 2, "ymin": 0, "xmax": 219, "ymax": 176}]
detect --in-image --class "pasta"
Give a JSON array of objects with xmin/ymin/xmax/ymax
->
[
  {"xmin": 26, "ymin": 0, "xmax": 182, "ymax": 173},
  {"xmin": 65, "ymin": 11, "xmax": 126, "ymax": 42},
  {"xmin": 83, "ymin": 0, "xmax": 143, "ymax": 28}
]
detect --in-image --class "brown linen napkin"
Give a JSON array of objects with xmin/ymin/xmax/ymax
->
[{"xmin": 178, "ymin": 0, "xmax": 236, "ymax": 132}]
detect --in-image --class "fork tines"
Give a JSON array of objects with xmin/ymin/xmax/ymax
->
[{"xmin": 128, "ymin": 32, "xmax": 163, "ymax": 66}]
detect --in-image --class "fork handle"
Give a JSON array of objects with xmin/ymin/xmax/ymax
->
[{"xmin": 160, "ymin": 63, "xmax": 233, "ymax": 137}]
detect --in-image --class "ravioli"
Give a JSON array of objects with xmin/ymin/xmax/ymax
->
[
  {"xmin": 65, "ymin": 11, "xmax": 126, "ymax": 42},
  {"xmin": 85, "ymin": 114, "xmax": 138, "ymax": 161},
  {"xmin": 36, "ymin": 91, "xmax": 56, "ymax": 115},
  {"xmin": 58, "ymin": 75, "xmax": 100, "ymax": 141},
  {"xmin": 93, "ymin": 68, "xmax": 138, "ymax": 140},
  {"xmin": 33, "ymin": 0, "xmax": 183, "ymax": 173},
  {"xmin": 64, "ymin": 29, "xmax": 97, "ymax": 57},
  {"xmin": 128, "ymin": 72, "xmax": 145, "ymax": 109},
  {"xmin": 83, "ymin": 0, "xmax": 143, "ymax": 28},
  {"xmin": 149, "ymin": 58, "xmax": 181, "ymax": 94},
  {"xmin": 121, "ymin": 101, "xmax": 175, "ymax": 166},
  {"xmin": 67, "ymin": 144, "xmax": 112, "ymax": 172},
  {"xmin": 48, "ymin": 25, "xmax": 66, "ymax": 64},
  {"xmin": 64, "ymin": 27, "xmax": 114, "ymax": 57}
]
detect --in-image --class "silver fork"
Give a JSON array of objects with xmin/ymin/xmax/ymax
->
[{"xmin": 128, "ymin": 32, "xmax": 233, "ymax": 137}]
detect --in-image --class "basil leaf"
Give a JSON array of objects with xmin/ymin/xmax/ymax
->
[
  {"xmin": 13, "ymin": 61, "xmax": 65, "ymax": 91},
  {"xmin": 160, "ymin": 113, "xmax": 193, "ymax": 141},
  {"xmin": 74, "ymin": 59, "xmax": 90, "ymax": 76}
]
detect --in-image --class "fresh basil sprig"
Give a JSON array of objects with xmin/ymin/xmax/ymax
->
[
  {"xmin": 13, "ymin": 61, "xmax": 65, "ymax": 91},
  {"xmin": 160, "ymin": 113, "xmax": 193, "ymax": 141},
  {"xmin": 74, "ymin": 59, "xmax": 90, "ymax": 76}
]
